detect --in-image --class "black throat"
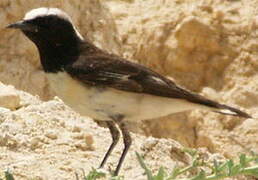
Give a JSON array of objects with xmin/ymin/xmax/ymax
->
[
  {"xmin": 23, "ymin": 27, "xmax": 82, "ymax": 73},
  {"xmin": 36, "ymin": 35, "xmax": 81, "ymax": 73}
]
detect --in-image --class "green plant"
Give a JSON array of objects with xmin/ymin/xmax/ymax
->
[
  {"xmin": 0, "ymin": 171, "xmax": 15, "ymax": 180},
  {"xmin": 136, "ymin": 151, "xmax": 258, "ymax": 180},
  {"xmin": 84, "ymin": 168, "xmax": 124, "ymax": 180},
  {"xmin": 3, "ymin": 150, "xmax": 257, "ymax": 180},
  {"xmin": 84, "ymin": 168, "xmax": 106, "ymax": 180}
]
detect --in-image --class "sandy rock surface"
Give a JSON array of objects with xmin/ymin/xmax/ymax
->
[{"xmin": 0, "ymin": 0, "xmax": 257, "ymax": 179}]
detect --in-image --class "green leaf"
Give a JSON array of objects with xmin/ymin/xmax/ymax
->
[
  {"xmin": 136, "ymin": 152, "xmax": 153, "ymax": 180},
  {"xmin": 4, "ymin": 171, "xmax": 14, "ymax": 180},
  {"xmin": 110, "ymin": 175, "xmax": 125, "ymax": 180},
  {"xmin": 241, "ymin": 165, "xmax": 258, "ymax": 178},
  {"xmin": 231, "ymin": 164, "xmax": 241, "ymax": 176},
  {"xmin": 85, "ymin": 168, "xmax": 106, "ymax": 180},
  {"xmin": 170, "ymin": 167, "xmax": 180, "ymax": 179},
  {"xmin": 239, "ymin": 154, "xmax": 247, "ymax": 167},
  {"xmin": 182, "ymin": 148, "xmax": 197, "ymax": 157},
  {"xmin": 212, "ymin": 160, "xmax": 219, "ymax": 175},
  {"xmin": 216, "ymin": 161, "xmax": 228, "ymax": 172},
  {"xmin": 189, "ymin": 170, "xmax": 206, "ymax": 180},
  {"xmin": 227, "ymin": 160, "xmax": 234, "ymax": 176},
  {"xmin": 154, "ymin": 167, "xmax": 165, "ymax": 180}
]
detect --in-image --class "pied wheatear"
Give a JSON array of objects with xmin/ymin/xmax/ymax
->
[{"xmin": 7, "ymin": 8, "xmax": 251, "ymax": 175}]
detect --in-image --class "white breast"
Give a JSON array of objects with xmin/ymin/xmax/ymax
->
[{"xmin": 46, "ymin": 72, "xmax": 206, "ymax": 122}]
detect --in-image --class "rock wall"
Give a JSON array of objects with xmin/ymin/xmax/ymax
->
[{"xmin": 105, "ymin": 0, "xmax": 258, "ymax": 157}]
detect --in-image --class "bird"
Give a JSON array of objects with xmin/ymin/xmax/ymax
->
[{"xmin": 7, "ymin": 7, "xmax": 251, "ymax": 175}]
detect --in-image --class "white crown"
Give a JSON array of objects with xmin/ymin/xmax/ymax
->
[
  {"xmin": 24, "ymin": 7, "xmax": 83, "ymax": 40},
  {"xmin": 24, "ymin": 8, "xmax": 72, "ymax": 22}
]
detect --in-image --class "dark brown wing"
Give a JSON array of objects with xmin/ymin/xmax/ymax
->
[
  {"xmin": 65, "ymin": 54, "xmax": 185, "ymax": 97},
  {"xmin": 65, "ymin": 51, "xmax": 251, "ymax": 118}
]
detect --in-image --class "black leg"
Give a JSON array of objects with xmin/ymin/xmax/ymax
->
[
  {"xmin": 99, "ymin": 121, "xmax": 120, "ymax": 168},
  {"xmin": 113, "ymin": 120, "xmax": 132, "ymax": 176}
]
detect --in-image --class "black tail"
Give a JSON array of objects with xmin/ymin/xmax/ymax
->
[{"xmin": 178, "ymin": 90, "xmax": 252, "ymax": 118}]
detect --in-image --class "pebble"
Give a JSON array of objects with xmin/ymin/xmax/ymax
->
[
  {"xmin": 45, "ymin": 130, "xmax": 58, "ymax": 140},
  {"xmin": 0, "ymin": 83, "xmax": 20, "ymax": 110}
]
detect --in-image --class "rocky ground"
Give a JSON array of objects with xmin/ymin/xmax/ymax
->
[
  {"xmin": 0, "ymin": 0, "xmax": 257, "ymax": 179},
  {"xmin": 0, "ymin": 82, "xmax": 192, "ymax": 179}
]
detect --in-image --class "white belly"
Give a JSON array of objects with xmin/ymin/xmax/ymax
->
[{"xmin": 46, "ymin": 72, "xmax": 205, "ymax": 122}]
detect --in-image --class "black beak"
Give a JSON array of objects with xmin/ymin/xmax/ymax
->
[
  {"xmin": 6, "ymin": 21, "xmax": 25, "ymax": 29},
  {"xmin": 6, "ymin": 20, "xmax": 38, "ymax": 32}
]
